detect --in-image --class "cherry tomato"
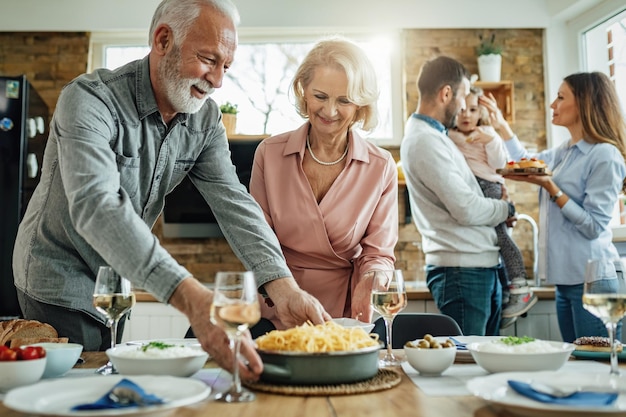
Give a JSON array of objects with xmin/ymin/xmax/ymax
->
[
  {"xmin": 32, "ymin": 346, "xmax": 46, "ymax": 359},
  {"xmin": 17, "ymin": 346, "xmax": 40, "ymax": 360},
  {"xmin": 0, "ymin": 347, "xmax": 17, "ymax": 361}
]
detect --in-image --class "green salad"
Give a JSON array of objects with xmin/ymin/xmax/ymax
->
[{"xmin": 500, "ymin": 336, "xmax": 535, "ymax": 345}]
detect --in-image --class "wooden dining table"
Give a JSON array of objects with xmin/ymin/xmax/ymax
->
[{"xmin": 0, "ymin": 350, "xmax": 620, "ymax": 417}]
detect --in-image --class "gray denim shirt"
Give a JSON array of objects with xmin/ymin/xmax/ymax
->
[{"xmin": 12, "ymin": 56, "xmax": 290, "ymax": 322}]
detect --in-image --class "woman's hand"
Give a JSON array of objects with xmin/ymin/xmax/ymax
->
[
  {"xmin": 263, "ymin": 277, "xmax": 332, "ymax": 327},
  {"xmin": 351, "ymin": 273, "xmax": 375, "ymax": 323},
  {"xmin": 502, "ymin": 173, "xmax": 550, "ymax": 186},
  {"xmin": 478, "ymin": 93, "xmax": 515, "ymax": 140}
]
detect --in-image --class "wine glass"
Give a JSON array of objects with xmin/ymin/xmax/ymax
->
[
  {"xmin": 370, "ymin": 269, "xmax": 407, "ymax": 367},
  {"xmin": 583, "ymin": 258, "xmax": 626, "ymax": 376},
  {"xmin": 92, "ymin": 266, "xmax": 135, "ymax": 375},
  {"xmin": 210, "ymin": 271, "xmax": 261, "ymax": 403}
]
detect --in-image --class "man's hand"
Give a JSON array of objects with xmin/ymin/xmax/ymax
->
[
  {"xmin": 169, "ymin": 278, "xmax": 263, "ymax": 381},
  {"xmin": 263, "ymin": 277, "xmax": 331, "ymax": 328}
]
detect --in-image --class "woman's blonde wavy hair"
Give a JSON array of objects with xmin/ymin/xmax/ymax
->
[{"xmin": 291, "ymin": 37, "xmax": 380, "ymax": 132}]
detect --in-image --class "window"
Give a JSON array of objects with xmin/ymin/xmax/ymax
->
[
  {"xmin": 583, "ymin": 8, "xmax": 626, "ymax": 113},
  {"xmin": 89, "ymin": 30, "xmax": 401, "ymax": 145},
  {"xmin": 582, "ymin": 8, "xmax": 626, "ymax": 226}
]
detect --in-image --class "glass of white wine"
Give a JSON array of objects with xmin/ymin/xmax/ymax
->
[
  {"xmin": 210, "ymin": 271, "xmax": 261, "ymax": 402},
  {"xmin": 583, "ymin": 258, "xmax": 626, "ymax": 376},
  {"xmin": 92, "ymin": 266, "xmax": 136, "ymax": 375},
  {"xmin": 370, "ymin": 269, "xmax": 407, "ymax": 367}
]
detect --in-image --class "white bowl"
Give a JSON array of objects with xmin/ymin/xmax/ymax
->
[
  {"xmin": 467, "ymin": 339, "xmax": 575, "ymax": 373},
  {"xmin": 0, "ymin": 356, "xmax": 47, "ymax": 391},
  {"xmin": 106, "ymin": 343, "xmax": 209, "ymax": 377},
  {"xmin": 403, "ymin": 343, "xmax": 456, "ymax": 376},
  {"xmin": 31, "ymin": 343, "xmax": 83, "ymax": 378},
  {"xmin": 331, "ymin": 318, "xmax": 375, "ymax": 334}
]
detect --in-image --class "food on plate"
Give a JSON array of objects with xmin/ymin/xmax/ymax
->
[
  {"xmin": 573, "ymin": 336, "xmax": 623, "ymax": 353},
  {"xmin": 474, "ymin": 336, "xmax": 563, "ymax": 353},
  {"xmin": 115, "ymin": 341, "xmax": 206, "ymax": 358},
  {"xmin": 496, "ymin": 158, "xmax": 550, "ymax": 175},
  {"xmin": 0, "ymin": 319, "xmax": 67, "ymax": 348},
  {"xmin": 516, "ymin": 157, "xmax": 546, "ymax": 169},
  {"xmin": 0, "ymin": 345, "xmax": 46, "ymax": 361},
  {"xmin": 255, "ymin": 321, "xmax": 379, "ymax": 352},
  {"xmin": 404, "ymin": 333, "xmax": 455, "ymax": 349}
]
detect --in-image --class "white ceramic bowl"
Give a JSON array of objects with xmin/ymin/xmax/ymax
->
[
  {"xmin": 0, "ymin": 356, "xmax": 47, "ymax": 391},
  {"xmin": 106, "ymin": 343, "xmax": 209, "ymax": 377},
  {"xmin": 31, "ymin": 343, "xmax": 83, "ymax": 378},
  {"xmin": 467, "ymin": 339, "xmax": 575, "ymax": 373},
  {"xmin": 403, "ymin": 343, "xmax": 456, "ymax": 376},
  {"xmin": 331, "ymin": 318, "xmax": 375, "ymax": 334}
]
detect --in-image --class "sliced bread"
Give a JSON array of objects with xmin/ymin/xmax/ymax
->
[
  {"xmin": 0, "ymin": 319, "xmax": 59, "ymax": 347},
  {"xmin": 9, "ymin": 337, "xmax": 69, "ymax": 349}
]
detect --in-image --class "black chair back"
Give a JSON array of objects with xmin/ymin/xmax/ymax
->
[{"xmin": 372, "ymin": 313, "xmax": 463, "ymax": 349}]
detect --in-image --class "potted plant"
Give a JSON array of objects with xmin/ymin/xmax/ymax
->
[
  {"xmin": 476, "ymin": 33, "xmax": 502, "ymax": 82},
  {"xmin": 219, "ymin": 102, "xmax": 238, "ymax": 136}
]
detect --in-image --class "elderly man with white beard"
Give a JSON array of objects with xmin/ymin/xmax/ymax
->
[{"xmin": 12, "ymin": 0, "xmax": 330, "ymax": 380}]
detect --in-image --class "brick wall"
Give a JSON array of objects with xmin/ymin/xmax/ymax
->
[
  {"xmin": 0, "ymin": 28, "xmax": 545, "ymax": 283},
  {"xmin": 0, "ymin": 32, "xmax": 90, "ymax": 112}
]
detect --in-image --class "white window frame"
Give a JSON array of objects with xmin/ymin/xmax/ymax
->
[{"xmin": 89, "ymin": 28, "xmax": 403, "ymax": 146}]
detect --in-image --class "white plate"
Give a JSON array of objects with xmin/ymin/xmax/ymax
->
[
  {"xmin": 331, "ymin": 318, "xmax": 375, "ymax": 333},
  {"xmin": 3, "ymin": 375, "xmax": 210, "ymax": 416},
  {"xmin": 467, "ymin": 370, "xmax": 626, "ymax": 417},
  {"xmin": 438, "ymin": 336, "xmax": 502, "ymax": 362}
]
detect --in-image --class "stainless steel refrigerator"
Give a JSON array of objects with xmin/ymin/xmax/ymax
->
[{"xmin": 0, "ymin": 75, "xmax": 48, "ymax": 319}]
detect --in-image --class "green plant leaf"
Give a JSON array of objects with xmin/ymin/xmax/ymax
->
[
  {"xmin": 220, "ymin": 102, "xmax": 238, "ymax": 114},
  {"xmin": 476, "ymin": 32, "xmax": 502, "ymax": 56}
]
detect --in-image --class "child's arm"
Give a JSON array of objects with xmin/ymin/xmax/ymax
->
[{"xmin": 476, "ymin": 126, "xmax": 508, "ymax": 170}]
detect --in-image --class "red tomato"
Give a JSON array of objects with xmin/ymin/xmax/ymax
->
[
  {"xmin": 32, "ymin": 346, "xmax": 46, "ymax": 358},
  {"xmin": 0, "ymin": 347, "xmax": 17, "ymax": 361},
  {"xmin": 17, "ymin": 346, "xmax": 41, "ymax": 360}
]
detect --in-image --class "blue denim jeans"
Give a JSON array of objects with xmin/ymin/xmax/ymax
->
[
  {"xmin": 556, "ymin": 283, "xmax": 623, "ymax": 342},
  {"xmin": 426, "ymin": 265, "xmax": 502, "ymax": 336}
]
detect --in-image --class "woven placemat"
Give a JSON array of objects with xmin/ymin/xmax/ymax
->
[{"xmin": 243, "ymin": 369, "xmax": 402, "ymax": 396}]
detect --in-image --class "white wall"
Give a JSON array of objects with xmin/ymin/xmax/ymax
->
[
  {"xmin": 4, "ymin": 0, "xmax": 623, "ymax": 147},
  {"xmin": 0, "ymin": 0, "xmax": 575, "ymax": 32}
]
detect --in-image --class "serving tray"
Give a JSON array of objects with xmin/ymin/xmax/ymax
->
[{"xmin": 496, "ymin": 167, "xmax": 552, "ymax": 176}]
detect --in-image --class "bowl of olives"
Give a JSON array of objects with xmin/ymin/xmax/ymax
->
[{"xmin": 403, "ymin": 334, "xmax": 456, "ymax": 376}]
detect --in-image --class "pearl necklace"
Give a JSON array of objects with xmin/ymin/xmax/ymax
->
[{"xmin": 306, "ymin": 134, "xmax": 349, "ymax": 166}]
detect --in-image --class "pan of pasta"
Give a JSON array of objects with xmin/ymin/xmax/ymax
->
[{"xmin": 254, "ymin": 321, "xmax": 381, "ymax": 385}]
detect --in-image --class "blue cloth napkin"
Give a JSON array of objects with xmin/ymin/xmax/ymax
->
[
  {"xmin": 449, "ymin": 337, "xmax": 467, "ymax": 351},
  {"xmin": 71, "ymin": 378, "xmax": 165, "ymax": 410},
  {"xmin": 507, "ymin": 380, "xmax": 619, "ymax": 407}
]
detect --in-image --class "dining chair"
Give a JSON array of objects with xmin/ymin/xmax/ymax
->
[{"xmin": 372, "ymin": 313, "xmax": 463, "ymax": 349}]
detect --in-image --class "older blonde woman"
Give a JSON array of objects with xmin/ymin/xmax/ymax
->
[{"xmin": 249, "ymin": 37, "xmax": 398, "ymax": 332}]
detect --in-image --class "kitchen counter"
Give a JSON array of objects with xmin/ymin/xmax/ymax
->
[{"xmin": 134, "ymin": 283, "xmax": 556, "ymax": 303}]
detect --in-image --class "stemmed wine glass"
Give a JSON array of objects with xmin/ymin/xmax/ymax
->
[
  {"xmin": 92, "ymin": 266, "xmax": 136, "ymax": 375},
  {"xmin": 369, "ymin": 269, "xmax": 407, "ymax": 367},
  {"xmin": 583, "ymin": 258, "xmax": 626, "ymax": 376},
  {"xmin": 210, "ymin": 271, "xmax": 261, "ymax": 403}
]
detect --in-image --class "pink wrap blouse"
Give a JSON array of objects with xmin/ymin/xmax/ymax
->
[{"xmin": 249, "ymin": 123, "xmax": 398, "ymax": 328}]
